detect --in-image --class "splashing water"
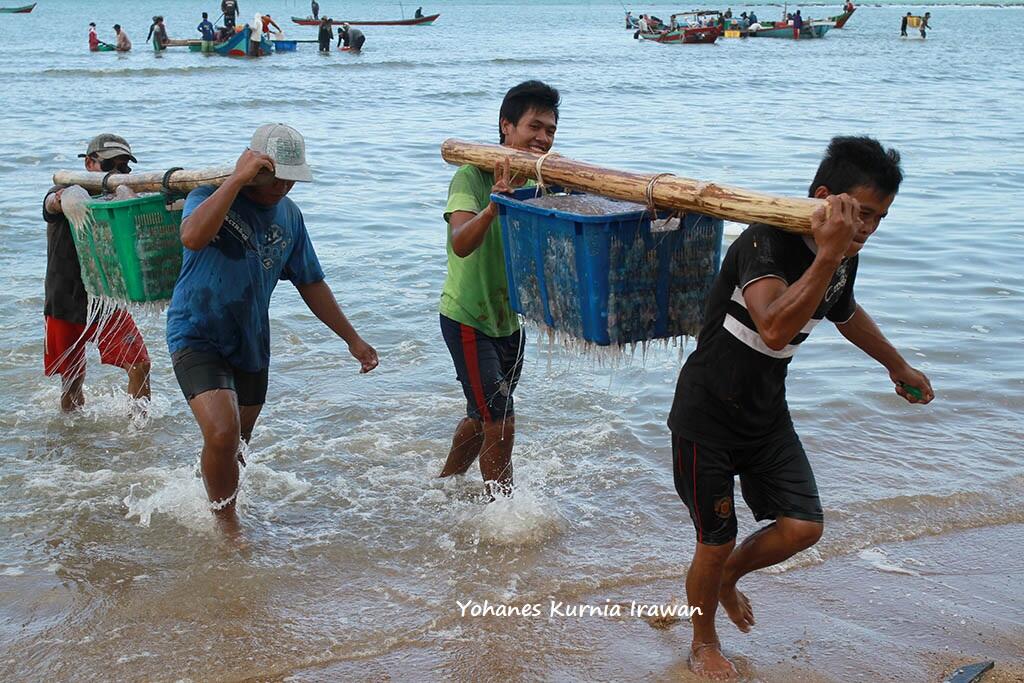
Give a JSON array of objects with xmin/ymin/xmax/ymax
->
[{"xmin": 455, "ymin": 486, "xmax": 566, "ymax": 547}]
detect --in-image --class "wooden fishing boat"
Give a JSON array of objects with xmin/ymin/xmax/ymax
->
[
  {"xmin": 747, "ymin": 21, "xmax": 832, "ymax": 39},
  {"xmin": 213, "ymin": 27, "xmax": 272, "ymax": 56},
  {"xmin": 291, "ymin": 12, "xmax": 439, "ymax": 26},
  {"xmin": 828, "ymin": 8, "xmax": 856, "ymax": 28},
  {"xmin": 0, "ymin": 2, "xmax": 36, "ymax": 12},
  {"xmin": 637, "ymin": 25, "xmax": 720, "ymax": 44},
  {"xmin": 636, "ymin": 10, "xmax": 721, "ymax": 43}
]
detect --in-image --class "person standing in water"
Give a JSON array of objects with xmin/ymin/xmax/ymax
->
[
  {"xmin": 42, "ymin": 135, "xmax": 151, "ymax": 412},
  {"xmin": 88, "ymin": 22, "xmax": 108, "ymax": 51},
  {"xmin": 113, "ymin": 24, "xmax": 131, "ymax": 51},
  {"xmin": 920, "ymin": 12, "xmax": 931, "ymax": 38},
  {"xmin": 901, "ymin": 12, "xmax": 911, "ymax": 37},
  {"xmin": 166, "ymin": 124, "xmax": 378, "ymax": 534},
  {"xmin": 317, "ymin": 16, "xmax": 333, "ymax": 52},
  {"xmin": 668, "ymin": 136, "xmax": 933, "ymax": 679},
  {"xmin": 147, "ymin": 15, "xmax": 169, "ymax": 52},
  {"xmin": 311, "ymin": 0, "xmax": 320, "ymax": 20},
  {"xmin": 197, "ymin": 12, "xmax": 216, "ymax": 52},
  {"xmin": 437, "ymin": 81, "xmax": 560, "ymax": 498},
  {"xmin": 337, "ymin": 24, "xmax": 365, "ymax": 52}
]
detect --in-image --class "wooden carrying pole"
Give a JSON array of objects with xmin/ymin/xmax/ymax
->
[
  {"xmin": 52, "ymin": 166, "xmax": 237, "ymax": 195},
  {"xmin": 441, "ymin": 139, "xmax": 823, "ymax": 234}
]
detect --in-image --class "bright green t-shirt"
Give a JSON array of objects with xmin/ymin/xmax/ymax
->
[{"xmin": 439, "ymin": 165, "xmax": 521, "ymax": 338}]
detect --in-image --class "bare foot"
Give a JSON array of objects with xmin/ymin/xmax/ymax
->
[
  {"xmin": 213, "ymin": 506, "xmax": 243, "ymax": 538},
  {"xmin": 688, "ymin": 641, "xmax": 738, "ymax": 680},
  {"xmin": 719, "ymin": 584, "xmax": 754, "ymax": 633}
]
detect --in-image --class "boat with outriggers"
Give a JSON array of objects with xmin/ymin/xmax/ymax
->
[
  {"xmin": 745, "ymin": 20, "xmax": 833, "ymax": 39},
  {"xmin": 178, "ymin": 26, "xmax": 273, "ymax": 56},
  {"xmin": 635, "ymin": 10, "xmax": 722, "ymax": 44},
  {"xmin": 720, "ymin": 5, "xmax": 836, "ymax": 40}
]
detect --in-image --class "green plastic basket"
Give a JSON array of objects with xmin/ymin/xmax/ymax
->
[{"xmin": 70, "ymin": 193, "xmax": 183, "ymax": 303}]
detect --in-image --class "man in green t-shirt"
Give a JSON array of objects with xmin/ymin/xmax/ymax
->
[{"xmin": 438, "ymin": 80, "xmax": 560, "ymax": 497}]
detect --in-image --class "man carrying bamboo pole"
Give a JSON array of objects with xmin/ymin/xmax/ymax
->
[
  {"xmin": 166, "ymin": 124, "xmax": 378, "ymax": 534},
  {"xmin": 437, "ymin": 80, "xmax": 560, "ymax": 497},
  {"xmin": 668, "ymin": 137, "xmax": 934, "ymax": 679},
  {"xmin": 42, "ymin": 135, "xmax": 151, "ymax": 412}
]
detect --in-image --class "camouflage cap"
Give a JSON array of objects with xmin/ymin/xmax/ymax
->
[{"xmin": 78, "ymin": 133, "xmax": 137, "ymax": 162}]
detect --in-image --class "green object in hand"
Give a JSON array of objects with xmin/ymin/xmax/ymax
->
[{"xmin": 900, "ymin": 382, "xmax": 924, "ymax": 400}]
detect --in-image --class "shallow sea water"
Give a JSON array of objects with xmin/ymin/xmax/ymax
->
[{"xmin": 0, "ymin": 1, "xmax": 1022, "ymax": 680}]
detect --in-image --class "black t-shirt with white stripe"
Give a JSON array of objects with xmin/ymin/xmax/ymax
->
[{"xmin": 669, "ymin": 223, "xmax": 858, "ymax": 447}]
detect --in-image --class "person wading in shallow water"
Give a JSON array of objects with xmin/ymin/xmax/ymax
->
[
  {"xmin": 437, "ymin": 80, "xmax": 560, "ymax": 498},
  {"xmin": 668, "ymin": 136, "xmax": 933, "ymax": 679},
  {"xmin": 166, "ymin": 124, "xmax": 378, "ymax": 535},
  {"xmin": 317, "ymin": 16, "xmax": 332, "ymax": 52},
  {"xmin": 337, "ymin": 23, "xmax": 365, "ymax": 52},
  {"xmin": 43, "ymin": 134, "xmax": 151, "ymax": 413}
]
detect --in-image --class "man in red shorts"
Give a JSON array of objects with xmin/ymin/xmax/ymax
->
[{"xmin": 43, "ymin": 134, "xmax": 151, "ymax": 412}]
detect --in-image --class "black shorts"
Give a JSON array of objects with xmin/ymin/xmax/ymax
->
[
  {"xmin": 171, "ymin": 348, "xmax": 269, "ymax": 407},
  {"xmin": 671, "ymin": 431, "xmax": 823, "ymax": 545},
  {"xmin": 440, "ymin": 314, "xmax": 524, "ymax": 422}
]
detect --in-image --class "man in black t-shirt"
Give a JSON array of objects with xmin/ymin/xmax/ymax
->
[
  {"xmin": 43, "ymin": 134, "xmax": 151, "ymax": 412},
  {"xmin": 221, "ymin": 0, "xmax": 240, "ymax": 30},
  {"xmin": 669, "ymin": 137, "xmax": 933, "ymax": 679}
]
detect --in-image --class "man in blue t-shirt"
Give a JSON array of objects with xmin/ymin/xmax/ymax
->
[
  {"xmin": 166, "ymin": 123, "xmax": 378, "ymax": 534},
  {"xmin": 197, "ymin": 12, "xmax": 216, "ymax": 52}
]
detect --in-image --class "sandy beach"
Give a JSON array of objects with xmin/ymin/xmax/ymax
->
[{"xmin": 285, "ymin": 524, "xmax": 1024, "ymax": 682}]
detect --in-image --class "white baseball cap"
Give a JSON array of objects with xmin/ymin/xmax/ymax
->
[{"xmin": 249, "ymin": 123, "xmax": 313, "ymax": 182}]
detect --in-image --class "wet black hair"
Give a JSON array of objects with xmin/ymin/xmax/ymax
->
[
  {"xmin": 498, "ymin": 80, "xmax": 560, "ymax": 144},
  {"xmin": 808, "ymin": 136, "xmax": 903, "ymax": 198},
  {"xmin": 202, "ymin": 12, "xmax": 208, "ymax": 18}
]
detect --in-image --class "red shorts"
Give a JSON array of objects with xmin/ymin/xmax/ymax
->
[{"xmin": 44, "ymin": 312, "xmax": 150, "ymax": 378}]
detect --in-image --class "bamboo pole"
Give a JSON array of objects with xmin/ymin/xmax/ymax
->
[
  {"xmin": 440, "ymin": 139, "xmax": 822, "ymax": 234},
  {"xmin": 52, "ymin": 166, "xmax": 241, "ymax": 194}
]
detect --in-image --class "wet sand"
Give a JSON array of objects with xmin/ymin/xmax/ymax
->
[{"xmin": 284, "ymin": 523, "xmax": 1024, "ymax": 682}]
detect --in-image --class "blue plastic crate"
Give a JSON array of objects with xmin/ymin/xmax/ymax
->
[{"xmin": 492, "ymin": 187, "xmax": 723, "ymax": 345}]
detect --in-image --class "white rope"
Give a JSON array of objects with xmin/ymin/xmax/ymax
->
[
  {"xmin": 645, "ymin": 173, "xmax": 681, "ymax": 233},
  {"xmin": 533, "ymin": 151, "xmax": 559, "ymax": 196}
]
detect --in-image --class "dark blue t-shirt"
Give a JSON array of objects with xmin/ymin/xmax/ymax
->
[
  {"xmin": 166, "ymin": 185, "xmax": 325, "ymax": 372},
  {"xmin": 197, "ymin": 20, "xmax": 215, "ymax": 41}
]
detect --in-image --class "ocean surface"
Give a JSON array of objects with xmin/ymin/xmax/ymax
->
[{"xmin": 1, "ymin": 1, "xmax": 1022, "ymax": 681}]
